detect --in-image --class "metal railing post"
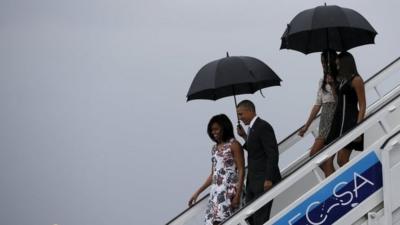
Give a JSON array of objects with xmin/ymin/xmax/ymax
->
[{"xmin": 381, "ymin": 139, "xmax": 400, "ymax": 225}]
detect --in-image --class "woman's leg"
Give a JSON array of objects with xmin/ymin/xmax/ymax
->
[
  {"xmin": 320, "ymin": 155, "xmax": 335, "ymax": 177},
  {"xmin": 337, "ymin": 148, "xmax": 352, "ymax": 167},
  {"xmin": 309, "ymin": 138, "xmax": 325, "ymax": 157},
  {"xmin": 309, "ymin": 138, "xmax": 335, "ymax": 177}
]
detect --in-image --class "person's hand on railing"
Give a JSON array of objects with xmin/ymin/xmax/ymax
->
[
  {"xmin": 188, "ymin": 192, "xmax": 199, "ymax": 207},
  {"xmin": 298, "ymin": 125, "xmax": 308, "ymax": 137}
]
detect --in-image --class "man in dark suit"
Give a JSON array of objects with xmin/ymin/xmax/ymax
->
[{"xmin": 236, "ymin": 100, "xmax": 281, "ymax": 225}]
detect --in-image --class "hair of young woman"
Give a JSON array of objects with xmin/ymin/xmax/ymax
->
[
  {"xmin": 321, "ymin": 49, "xmax": 338, "ymax": 92},
  {"xmin": 337, "ymin": 51, "xmax": 359, "ymax": 80}
]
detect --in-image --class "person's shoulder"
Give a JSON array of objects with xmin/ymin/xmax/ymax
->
[
  {"xmin": 256, "ymin": 118, "xmax": 273, "ymax": 129},
  {"xmin": 352, "ymin": 74, "xmax": 363, "ymax": 82},
  {"xmin": 230, "ymin": 139, "xmax": 242, "ymax": 149},
  {"xmin": 351, "ymin": 75, "xmax": 364, "ymax": 86},
  {"xmin": 230, "ymin": 139, "xmax": 241, "ymax": 146}
]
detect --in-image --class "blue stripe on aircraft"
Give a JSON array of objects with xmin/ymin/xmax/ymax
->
[{"xmin": 274, "ymin": 151, "xmax": 382, "ymax": 225}]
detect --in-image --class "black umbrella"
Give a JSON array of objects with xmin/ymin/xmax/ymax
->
[
  {"xmin": 187, "ymin": 53, "xmax": 282, "ymax": 117},
  {"xmin": 280, "ymin": 4, "xmax": 377, "ymax": 54}
]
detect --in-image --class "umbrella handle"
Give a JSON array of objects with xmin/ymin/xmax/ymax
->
[
  {"xmin": 234, "ymin": 95, "xmax": 240, "ymax": 125},
  {"xmin": 232, "ymin": 86, "xmax": 240, "ymax": 124}
]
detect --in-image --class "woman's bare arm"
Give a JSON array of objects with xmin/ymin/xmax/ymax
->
[
  {"xmin": 231, "ymin": 140, "xmax": 244, "ymax": 208},
  {"xmin": 353, "ymin": 76, "xmax": 366, "ymax": 123},
  {"xmin": 188, "ymin": 165, "xmax": 213, "ymax": 207}
]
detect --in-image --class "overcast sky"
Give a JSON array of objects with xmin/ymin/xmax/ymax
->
[{"xmin": 1, "ymin": 0, "xmax": 399, "ymax": 225}]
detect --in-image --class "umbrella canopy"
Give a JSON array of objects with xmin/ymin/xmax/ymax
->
[
  {"xmin": 280, "ymin": 4, "xmax": 377, "ymax": 54},
  {"xmin": 187, "ymin": 55, "xmax": 282, "ymax": 102}
]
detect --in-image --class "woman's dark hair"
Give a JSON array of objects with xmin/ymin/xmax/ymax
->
[
  {"xmin": 207, "ymin": 114, "xmax": 234, "ymax": 143},
  {"xmin": 337, "ymin": 51, "xmax": 359, "ymax": 79},
  {"xmin": 321, "ymin": 50, "xmax": 338, "ymax": 92}
]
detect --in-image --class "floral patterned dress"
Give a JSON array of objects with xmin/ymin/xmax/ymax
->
[
  {"xmin": 315, "ymin": 78, "xmax": 337, "ymax": 141},
  {"xmin": 205, "ymin": 138, "xmax": 239, "ymax": 225}
]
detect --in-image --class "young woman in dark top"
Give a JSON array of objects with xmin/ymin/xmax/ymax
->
[{"xmin": 327, "ymin": 51, "xmax": 366, "ymax": 167}]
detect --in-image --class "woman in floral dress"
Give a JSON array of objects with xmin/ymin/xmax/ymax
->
[{"xmin": 188, "ymin": 114, "xmax": 245, "ymax": 225}]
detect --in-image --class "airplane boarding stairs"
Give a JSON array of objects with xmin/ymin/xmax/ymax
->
[{"xmin": 167, "ymin": 57, "xmax": 400, "ymax": 225}]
